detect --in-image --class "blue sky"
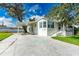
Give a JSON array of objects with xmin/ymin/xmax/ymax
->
[{"xmin": 0, "ymin": 3, "xmax": 57, "ymax": 27}]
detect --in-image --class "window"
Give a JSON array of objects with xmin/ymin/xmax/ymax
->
[
  {"xmin": 48, "ymin": 21, "xmax": 54, "ymax": 28},
  {"xmin": 39, "ymin": 22, "xmax": 42, "ymax": 28},
  {"xmin": 39, "ymin": 21, "xmax": 47, "ymax": 28},
  {"xmin": 43, "ymin": 21, "xmax": 46, "ymax": 28},
  {"xmin": 51, "ymin": 22, "xmax": 54, "ymax": 28}
]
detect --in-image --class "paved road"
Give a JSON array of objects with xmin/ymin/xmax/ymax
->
[{"xmin": 1, "ymin": 34, "xmax": 79, "ymax": 56}]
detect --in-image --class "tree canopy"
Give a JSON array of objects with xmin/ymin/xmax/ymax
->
[
  {"xmin": 48, "ymin": 3, "xmax": 79, "ymax": 26},
  {"xmin": 0, "ymin": 3, "xmax": 27, "ymax": 33}
]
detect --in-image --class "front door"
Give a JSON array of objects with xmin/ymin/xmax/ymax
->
[{"xmin": 38, "ymin": 20, "xmax": 47, "ymax": 36}]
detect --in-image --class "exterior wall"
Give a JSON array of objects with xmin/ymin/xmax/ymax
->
[{"xmin": 47, "ymin": 22, "xmax": 58, "ymax": 36}]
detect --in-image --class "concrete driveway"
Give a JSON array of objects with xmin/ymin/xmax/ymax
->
[{"xmin": 1, "ymin": 34, "xmax": 79, "ymax": 56}]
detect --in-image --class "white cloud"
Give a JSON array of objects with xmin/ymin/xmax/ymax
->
[
  {"xmin": 0, "ymin": 17, "xmax": 5, "ymax": 21},
  {"xmin": 0, "ymin": 17, "xmax": 15, "ymax": 27},
  {"xmin": 29, "ymin": 4, "xmax": 42, "ymax": 13},
  {"xmin": 0, "ymin": 17, "xmax": 12, "ymax": 21},
  {"xmin": 4, "ymin": 20, "xmax": 12, "ymax": 26}
]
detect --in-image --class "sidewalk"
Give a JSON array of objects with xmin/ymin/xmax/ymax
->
[{"xmin": 0, "ymin": 34, "xmax": 17, "ymax": 55}]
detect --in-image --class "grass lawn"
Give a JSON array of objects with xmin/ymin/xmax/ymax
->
[
  {"xmin": 52, "ymin": 35, "xmax": 79, "ymax": 46},
  {"xmin": 0, "ymin": 32, "xmax": 12, "ymax": 41}
]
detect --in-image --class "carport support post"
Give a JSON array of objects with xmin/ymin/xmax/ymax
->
[{"xmin": 63, "ymin": 24, "xmax": 66, "ymax": 36}]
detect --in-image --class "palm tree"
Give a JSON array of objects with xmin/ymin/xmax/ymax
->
[{"xmin": 0, "ymin": 3, "xmax": 27, "ymax": 33}]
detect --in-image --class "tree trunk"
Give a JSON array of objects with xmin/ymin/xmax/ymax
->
[
  {"xmin": 18, "ymin": 17, "xmax": 27, "ymax": 33},
  {"xmin": 22, "ymin": 26, "xmax": 27, "ymax": 33}
]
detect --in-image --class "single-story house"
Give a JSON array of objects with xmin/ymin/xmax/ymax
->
[{"xmin": 27, "ymin": 15, "xmax": 74, "ymax": 36}]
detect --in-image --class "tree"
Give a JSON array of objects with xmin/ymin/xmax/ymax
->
[
  {"xmin": 47, "ymin": 3, "xmax": 75, "ymax": 36},
  {"xmin": 0, "ymin": 3, "xmax": 27, "ymax": 33}
]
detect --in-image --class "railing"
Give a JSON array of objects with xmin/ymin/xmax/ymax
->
[{"xmin": 51, "ymin": 31, "xmax": 63, "ymax": 37}]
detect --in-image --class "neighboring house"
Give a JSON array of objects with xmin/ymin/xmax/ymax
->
[{"xmin": 27, "ymin": 15, "xmax": 75, "ymax": 36}]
